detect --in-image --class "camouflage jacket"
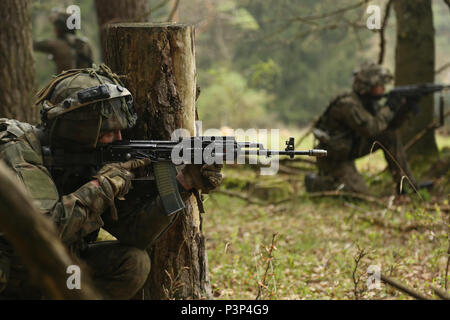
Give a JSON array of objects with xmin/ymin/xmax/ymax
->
[
  {"xmin": 0, "ymin": 119, "xmax": 176, "ymax": 254},
  {"xmin": 315, "ymin": 92, "xmax": 394, "ymax": 161}
]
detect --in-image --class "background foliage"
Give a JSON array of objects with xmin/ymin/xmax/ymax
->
[{"xmin": 31, "ymin": 0, "xmax": 450, "ymax": 128}]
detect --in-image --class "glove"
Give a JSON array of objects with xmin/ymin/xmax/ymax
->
[
  {"xmin": 180, "ymin": 163, "xmax": 223, "ymax": 194},
  {"xmin": 200, "ymin": 164, "xmax": 223, "ymax": 190},
  {"xmin": 92, "ymin": 159, "xmax": 151, "ymax": 220},
  {"xmin": 93, "ymin": 159, "xmax": 151, "ymax": 198}
]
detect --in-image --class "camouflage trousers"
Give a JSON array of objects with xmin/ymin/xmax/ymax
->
[
  {"xmin": 307, "ymin": 130, "xmax": 416, "ymax": 194},
  {"xmin": 0, "ymin": 240, "xmax": 150, "ymax": 300}
]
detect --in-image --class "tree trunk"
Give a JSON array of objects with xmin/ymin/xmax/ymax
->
[
  {"xmin": 393, "ymin": 0, "xmax": 438, "ymax": 163},
  {"xmin": 105, "ymin": 23, "xmax": 212, "ymax": 300},
  {"xmin": 0, "ymin": 0, "xmax": 36, "ymax": 123},
  {"xmin": 0, "ymin": 162, "xmax": 100, "ymax": 299},
  {"xmin": 94, "ymin": 0, "xmax": 150, "ymax": 61}
]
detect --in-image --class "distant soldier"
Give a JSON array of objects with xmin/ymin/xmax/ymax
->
[
  {"xmin": 34, "ymin": 10, "xmax": 93, "ymax": 74},
  {"xmin": 305, "ymin": 62, "xmax": 417, "ymax": 195}
]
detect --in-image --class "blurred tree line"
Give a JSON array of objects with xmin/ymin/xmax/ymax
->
[{"xmin": 30, "ymin": 0, "xmax": 450, "ymax": 128}]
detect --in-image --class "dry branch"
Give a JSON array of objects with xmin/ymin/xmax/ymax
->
[
  {"xmin": 167, "ymin": 0, "xmax": 180, "ymax": 22},
  {"xmin": 436, "ymin": 62, "xmax": 450, "ymax": 75},
  {"xmin": 287, "ymin": 0, "xmax": 369, "ymax": 23},
  {"xmin": 380, "ymin": 274, "xmax": 431, "ymax": 300},
  {"xmin": 433, "ymin": 287, "xmax": 450, "ymax": 300},
  {"xmin": 276, "ymin": 191, "xmax": 388, "ymax": 207},
  {"xmin": 404, "ymin": 110, "xmax": 450, "ymax": 152},
  {"xmin": 216, "ymin": 188, "xmax": 389, "ymax": 208}
]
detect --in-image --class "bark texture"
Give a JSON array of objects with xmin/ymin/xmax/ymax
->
[
  {"xmin": 95, "ymin": 0, "xmax": 150, "ymax": 61},
  {"xmin": 105, "ymin": 23, "xmax": 212, "ymax": 299},
  {"xmin": 0, "ymin": 0, "xmax": 37, "ymax": 123},
  {"xmin": 0, "ymin": 162, "xmax": 100, "ymax": 299},
  {"xmin": 393, "ymin": 0, "xmax": 438, "ymax": 161}
]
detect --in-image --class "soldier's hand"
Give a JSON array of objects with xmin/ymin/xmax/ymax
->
[
  {"xmin": 200, "ymin": 164, "xmax": 223, "ymax": 191},
  {"xmin": 93, "ymin": 159, "xmax": 151, "ymax": 198},
  {"xmin": 178, "ymin": 163, "xmax": 223, "ymax": 194}
]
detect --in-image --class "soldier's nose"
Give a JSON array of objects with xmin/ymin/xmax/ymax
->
[{"xmin": 115, "ymin": 130, "xmax": 122, "ymax": 141}]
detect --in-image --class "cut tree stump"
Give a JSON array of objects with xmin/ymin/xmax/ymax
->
[{"xmin": 105, "ymin": 23, "xmax": 212, "ymax": 299}]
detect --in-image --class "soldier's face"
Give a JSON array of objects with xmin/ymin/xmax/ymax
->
[
  {"xmin": 370, "ymin": 85, "xmax": 385, "ymax": 96},
  {"xmin": 99, "ymin": 129, "xmax": 122, "ymax": 144}
]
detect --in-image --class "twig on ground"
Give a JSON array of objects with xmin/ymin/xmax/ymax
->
[
  {"xmin": 217, "ymin": 188, "xmax": 391, "ymax": 208},
  {"xmin": 433, "ymin": 287, "xmax": 450, "ymax": 300},
  {"xmin": 275, "ymin": 190, "xmax": 388, "ymax": 207},
  {"xmin": 343, "ymin": 202, "xmax": 443, "ymax": 233},
  {"xmin": 278, "ymin": 164, "xmax": 312, "ymax": 174},
  {"xmin": 256, "ymin": 233, "xmax": 279, "ymax": 300},
  {"xmin": 380, "ymin": 274, "xmax": 431, "ymax": 300},
  {"xmin": 163, "ymin": 266, "xmax": 189, "ymax": 300},
  {"xmin": 352, "ymin": 245, "xmax": 368, "ymax": 299}
]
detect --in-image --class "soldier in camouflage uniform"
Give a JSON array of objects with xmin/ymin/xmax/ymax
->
[
  {"xmin": 305, "ymin": 62, "xmax": 417, "ymax": 195},
  {"xmin": 34, "ymin": 10, "xmax": 93, "ymax": 74},
  {"xmin": 0, "ymin": 64, "xmax": 222, "ymax": 299}
]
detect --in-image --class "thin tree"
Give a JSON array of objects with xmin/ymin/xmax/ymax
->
[
  {"xmin": 393, "ymin": 0, "xmax": 438, "ymax": 162},
  {"xmin": 0, "ymin": 0, "xmax": 37, "ymax": 123}
]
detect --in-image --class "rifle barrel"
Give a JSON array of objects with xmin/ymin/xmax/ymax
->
[{"xmin": 243, "ymin": 149, "xmax": 327, "ymax": 157}]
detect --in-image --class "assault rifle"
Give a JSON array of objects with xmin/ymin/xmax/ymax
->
[
  {"xmin": 43, "ymin": 136, "xmax": 327, "ymax": 216},
  {"xmin": 384, "ymin": 83, "xmax": 450, "ymax": 115}
]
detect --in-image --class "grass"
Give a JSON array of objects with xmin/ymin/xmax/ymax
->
[{"xmin": 202, "ymin": 132, "xmax": 450, "ymax": 300}]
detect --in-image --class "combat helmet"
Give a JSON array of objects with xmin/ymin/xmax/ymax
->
[
  {"xmin": 36, "ymin": 64, "xmax": 137, "ymax": 150},
  {"xmin": 352, "ymin": 62, "xmax": 393, "ymax": 95}
]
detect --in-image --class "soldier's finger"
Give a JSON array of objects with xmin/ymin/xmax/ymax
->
[
  {"xmin": 121, "ymin": 158, "xmax": 152, "ymax": 170},
  {"xmin": 207, "ymin": 176, "xmax": 222, "ymax": 187},
  {"xmin": 201, "ymin": 170, "xmax": 222, "ymax": 177}
]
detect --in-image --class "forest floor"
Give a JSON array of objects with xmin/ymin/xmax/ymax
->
[{"xmin": 203, "ymin": 131, "xmax": 450, "ymax": 300}]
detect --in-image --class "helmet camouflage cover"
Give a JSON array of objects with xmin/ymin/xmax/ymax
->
[
  {"xmin": 352, "ymin": 62, "xmax": 393, "ymax": 95},
  {"xmin": 36, "ymin": 64, "xmax": 137, "ymax": 149}
]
